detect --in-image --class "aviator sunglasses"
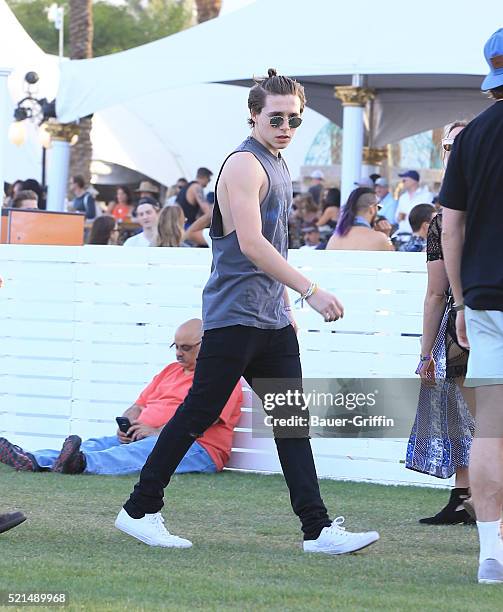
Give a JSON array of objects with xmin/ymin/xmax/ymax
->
[
  {"xmin": 170, "ymin": 341, "xmax": 202, "ymax": 352},
  {"xmin": 269, "ymin": 115, "xmax": 303, "ymax": 129}
]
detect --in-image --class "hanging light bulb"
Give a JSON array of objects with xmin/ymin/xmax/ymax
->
[{"xmin": 8, "ymin": 121, "xmax": 27, "ymax": 146}]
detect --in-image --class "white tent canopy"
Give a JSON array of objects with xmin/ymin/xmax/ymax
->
[
  {"xmin": 56, "ymin": 0, "xmax": 499, "ymax": 146},
  {"xmin": 92, "ymin": 84, "xmax": 326, "ymax": 184},
  {"xmin": 0, "ymin": 0, "xmax": 59, "ymax": 182},
  {"xmin": 0, "ymin": 0, "xmax": 324, "ymax": 186}
]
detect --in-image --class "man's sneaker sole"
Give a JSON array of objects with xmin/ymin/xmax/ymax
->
[
  {"xmin": 478, "ymin": 559, "xmax": 503, "ymax": 584},
  {"xmin": 114, "ymin": 511, "xmax": 192, "ymax": 548},
  {"xmin": 303, "ymin": 532, "xmax": 379, "ymax": 555},
  {"xmin": 0, "ymin": 512, "xmax": 27, "ymax": 534},
  {"xmin": 52, "ymin": 436, "xmax": 82, "ymax": 473},
  {"xmin": 0, "ymin": 438, "xmax": 37, "ymax": 471}
]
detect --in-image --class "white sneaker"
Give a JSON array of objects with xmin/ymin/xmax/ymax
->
[
  {"xmin": 303, "ymin": 516, "xmax": 379, "ymax": 555},
  {"xmin": 478, "ymin": 558, "xmax": 503, "ymax": 584},
  {"xmin": 115, "ymin": 508, "xmax": 192, "ymax": 548}
]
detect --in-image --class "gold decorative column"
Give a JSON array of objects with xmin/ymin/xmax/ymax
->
[
  {"xmin": 362, "ymin": 146, "xmax": 388, "ymax": 166},
  {"xmin": 334, "ymin": 86, "xmax": 375, "ymax": 108},
  {"xmin": 334, "ymin": 85, "xmax": 376, "ymax": 203},
  {"xmin": 45, "ymin": 120, "xmax": 80, "ymax": 144}
]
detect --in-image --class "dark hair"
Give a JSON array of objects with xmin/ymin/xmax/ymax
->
[
  {"xmin": 22, "ymin": 178, "xmax": 43, "ymax": 198},
  {"xmin": 335, "ymin": 188, "xmax": 376, "ymax": 237},
  {"xmin": 12, "ymin": 189, "xmax": 38, "ymax": 208},
  {"xmin": 88, "ymin": 215, "xmax": 116, "ymax": 245},
  {"xmin": 323, "ymin": 187, "xmax": 341, "ymax": 210},
  {"xmin": 11, "ymin": 179, "xmax": 24, "ymax": 193},
  {"xmin": 134, "ymin": 197, "xmax": 161, "ymax": 216},
  {"xmin": 116, "ymin": 185, "xmax": 132, "ymax": 204},
  {"xmin": 177, "ymin": 177, "xmax": 188, "ymax": 185},
  {"xmin": 196, "ymin": 167, "xmax": 213, "ymax": 179},
  {"xmin": 294, "ymin": 193, "xmax": 318, "ymax": 214},
  {"xmin": 248, "ymin": 68, "xmax": 306, "ymax": 127},
  {"xmin": 409, "ymin": 204, "xmax": 435, "ymax": 233},
  {"xmin": 72, "ymin": 175, "xmax": 85, "ymax": 189},
  {"xmin": 137, "ymin": 196, "xmax": 160, "ymax": 208},
  {"xmin": 486, "ymin": 84, "xmax": 503, "ymax": 100}
]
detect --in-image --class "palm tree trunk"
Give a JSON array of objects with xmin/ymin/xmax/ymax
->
[
  {"xmin": 195, "ymin": 0, "xmax": 222, "ymax": 23},
  {"xmin": 69, "ymin": 0, "xmax": 94, "ymax": 189}
]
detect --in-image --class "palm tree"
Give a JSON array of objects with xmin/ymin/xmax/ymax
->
[
  {"xmin": 68, "ymin": 0, "xmax": 94, "ymax": 189},
  {"xmin": 195, "ymin": 0, "xmax": 222, "ymax": 23}
]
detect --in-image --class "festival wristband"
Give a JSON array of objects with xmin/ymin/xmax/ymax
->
[{"xmin": 294, "ymin": 282, "xmax": 318, "ymax": 307}]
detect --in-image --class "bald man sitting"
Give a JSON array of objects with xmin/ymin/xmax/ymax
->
[{"xmin": 0, "ymin": 319, "xmax": 243, "ymax": 476}]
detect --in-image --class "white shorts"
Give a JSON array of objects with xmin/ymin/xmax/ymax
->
[{"xmin": 465, "ymin": 307, "xmax": 503, "ymax": 387}]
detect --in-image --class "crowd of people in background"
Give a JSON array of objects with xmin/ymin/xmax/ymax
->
[
  {"xmin": 288, "ymin": 168, "xmax": 438, "ymax": 253},
  {"xmin": 3, "ymin": 163, "xmax": 440, "ymax": 253}
]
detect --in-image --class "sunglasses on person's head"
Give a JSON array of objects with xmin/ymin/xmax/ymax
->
[
  {"xmin": 442, "ymin": 138, "xmax": 454, "ymax": 152},
  {"xmin": 170, "ymin": 341, "xmax": 201, "ymax": 352},
  {"xmin": 268, "ymin": 115, "xmax": 303, "ymax": 129}
]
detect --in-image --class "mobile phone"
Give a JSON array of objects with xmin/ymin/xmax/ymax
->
[{"xmin": 116, "ymin": 416, "xmax": 132, "ymax": 436}]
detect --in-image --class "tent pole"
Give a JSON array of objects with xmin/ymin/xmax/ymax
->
[
  {"xmin": 335, "ymin": 75, "xmax": 375, "ymax": 205},
  {"xmin": 45, "ymin": 122, "xmax": 80, "ymax": 212}
]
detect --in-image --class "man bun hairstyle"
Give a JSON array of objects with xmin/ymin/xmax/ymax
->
[{"xmin": 248, "ymin": 68, "xmax": 306, "ymax": 127}]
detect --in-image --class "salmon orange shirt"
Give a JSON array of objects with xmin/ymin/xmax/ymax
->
[{"xmin": 135, "ymin": 362, "xmax": 243, "ymax": 470}]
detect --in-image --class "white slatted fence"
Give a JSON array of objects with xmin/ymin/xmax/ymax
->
[{"xmin": 0, "ymin": 245, "xmax": 449, "ymax": 486}]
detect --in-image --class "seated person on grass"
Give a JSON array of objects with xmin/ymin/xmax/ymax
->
[{"xmin": 0, "ymin": 319, "xmax": 242, "ymax": 475}]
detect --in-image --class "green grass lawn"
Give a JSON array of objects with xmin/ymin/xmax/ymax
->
[{"xmin": 1, "ymin": 465, "xmax": 501, "ymax": 611}]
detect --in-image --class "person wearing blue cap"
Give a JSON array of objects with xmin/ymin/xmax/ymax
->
[
  {"xmin": 395, "ymin": 170, "xmax": 433, "ymax": 235},
  {"xmin": 441, "ymin": 28, "xmax": 503, "ymax": 585}
]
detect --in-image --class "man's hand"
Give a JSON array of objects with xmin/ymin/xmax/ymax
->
[
  {"xmin": 455, "ymin": 310, "xmax": 470, "ymax": 349},
  {"xmin": 127, "ymin": 421, "xmax": 160, "ymax": 442},
  {"xmin": 417, "ymin": 357, "xmax": 436, "ymax": 387},
  {"xmin": 374, "ymin": 218, "xmax": 392, "ymax": 237},
  {"xmin": 117, "ymin": 428, "xmax": 132, "ymax": 444},
  {"xmin": 306, "ymin": 288, "xmax": 344, "ymax": 322}
]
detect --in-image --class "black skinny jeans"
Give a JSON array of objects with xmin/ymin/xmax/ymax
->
[{"xmin": 124, "ymin": 325, "xmax": 331, "ymax": 540}]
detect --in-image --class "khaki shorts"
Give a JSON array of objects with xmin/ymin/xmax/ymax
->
[{"xmin": 465, "ymin": 307, "xmax": 503, "ymax": 387}]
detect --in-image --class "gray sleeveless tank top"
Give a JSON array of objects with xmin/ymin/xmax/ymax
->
[{"xmin": 202, "ymin": 136, "xmax": 291, "ymax": 331}]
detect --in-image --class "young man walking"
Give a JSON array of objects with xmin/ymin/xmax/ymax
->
[
  {"xmin": 441, "ymin": 29, "xmax": 503, "ymax": 584},
  {"xmin": 115, "ymin": 69, "xmax": 379, "ymax": 555}
]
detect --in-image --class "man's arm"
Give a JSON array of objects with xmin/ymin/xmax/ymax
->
[
  {"xmin": 85, "ymin": 194, "xmax": 97, "ymax": 219},
  {"xmin": 441, "ymin": 208, "xmax": 465, "ymax": 306},
  {"xmin": 223, "ymin": 153, "xmax": 343, "ymax": 320},
  {"xmin": 189, "ymin": 184, "xmax": 211, "ymax": 216},
  {"xmin": 123, "ymin": 403, "xmax": 142, "ymax": 421},
  {"xmin": 441, "ymin": 207, "xmax": 469, "ymax": 348},
  {"xmin": 185, "ymin": 211, "xmax": 212, "ymax": 245},
  {"xmin": 396, "ymin": 196, "xmax": 406, "ymax": 223}
]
